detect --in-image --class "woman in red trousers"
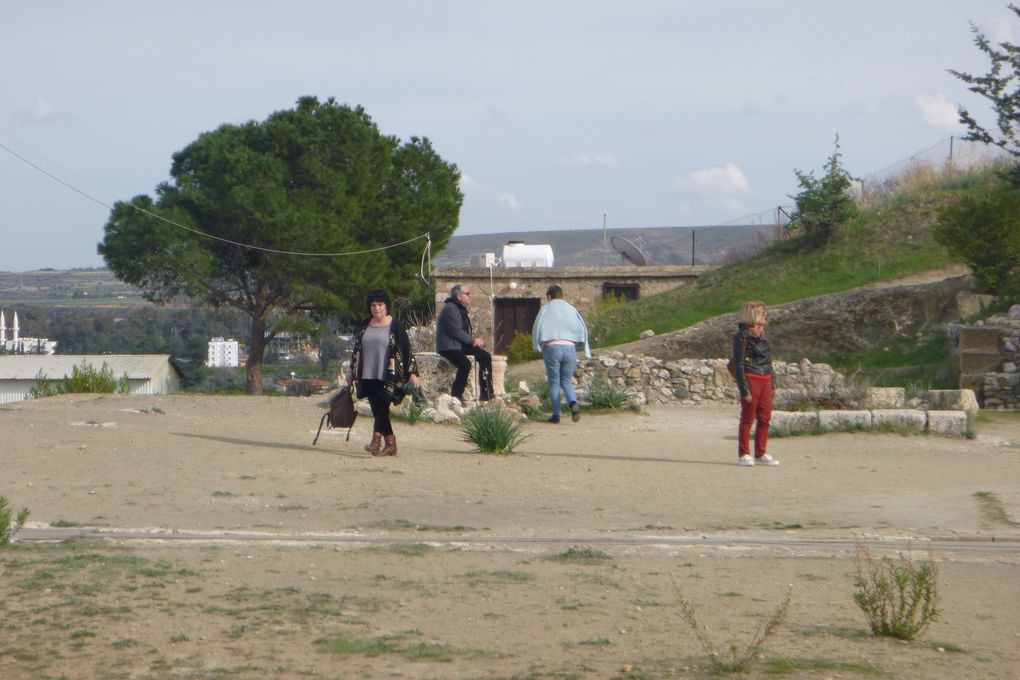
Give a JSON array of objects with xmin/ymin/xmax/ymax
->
[{"xmin": 732, "ymin": 300, "xmax": 780, "ymax": 467}]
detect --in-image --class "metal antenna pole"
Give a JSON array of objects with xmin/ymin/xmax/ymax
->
[{"xmin": 602, "ymin": 214, "xmax": 607, "ymax": 266}]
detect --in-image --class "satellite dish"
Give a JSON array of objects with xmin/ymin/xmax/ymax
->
[{"xmin": 610, "ymin": 235, "xmax": 647, "ymax": 266}]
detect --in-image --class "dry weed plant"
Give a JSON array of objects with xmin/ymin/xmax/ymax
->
[
  {"xmin": 670, "ymin": 573, "xmax": 792, "ymax": 673},
  {"xmin": 858, "ymin": 155, "xmax": 1009, "ymax": 210},
  {"xmin": 403, "ymin": 309, "xmax": 437, "ymax": 355},
  {"xmin": 852, "ymin": 539, "xmax": 939, "ymax": 640}
]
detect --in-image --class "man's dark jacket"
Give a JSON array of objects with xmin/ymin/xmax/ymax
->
[{"xmin": 436, "ymin": 297, "xmax": 475, "ymax": 353}]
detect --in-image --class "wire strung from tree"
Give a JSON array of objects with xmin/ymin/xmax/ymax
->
[{"xmin": 0, "ymin": 139, "xmax": 431, "ymax": 259}]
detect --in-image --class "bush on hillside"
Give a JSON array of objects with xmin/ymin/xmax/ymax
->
[
  {"xmin": 789, "ymin": 136, "xmax": 859, "ymax": 247},
  {"xmin": 935, "ymin": 181, "xmax": 1020, "ymax": 296}
]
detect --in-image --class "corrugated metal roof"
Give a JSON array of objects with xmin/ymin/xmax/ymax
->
[{"xmin": 0, "ymin": 355, "xmax": 178, "ymax": 380}]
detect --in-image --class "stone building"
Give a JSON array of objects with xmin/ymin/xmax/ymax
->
[{"xmin": 433, "ymin": 264, "xmax": 712, "ymax": 354}]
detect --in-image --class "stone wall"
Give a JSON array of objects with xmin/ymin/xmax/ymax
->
[
  {"xmin": 432, "ymin": 265, "xmax": 709, "ymax": 346},
  {"xmin": 571, "ymin": 352, "xmax": 848, "ymax": 406},
  {"xmin": 567, "ymin": 351, "xmax": 976, "ymax": 415},
  {"xmin": 970, "ymin": 304, "xmax": 1020, "ymax": 408}
]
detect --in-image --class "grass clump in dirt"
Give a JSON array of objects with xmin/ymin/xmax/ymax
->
[
  {"xmin": 587, "ymin": 373, "xmax": 629, "ymax": 410},
  {"xmin": 458, "ymin": 408, "xmax": 530, "ymax": 454},
  {"xmin": 548, "ymin": 546, "xmax": 613, "ymax": 565},
  {"xmin": 973, "ymin": 490, "xmax": 1020, "ymax": 527}
]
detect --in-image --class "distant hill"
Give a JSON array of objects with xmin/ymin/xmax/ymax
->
[
  {"xmin": 434, "ymin": 225, "xmax": 778, "ymax": 268},
  {"xmin": 0, "ymin": 225, "xmax": 777, "ymax": 306},
  {"xmin": 0, "ymin": 268, "xmax": 148, "ymax": 307}
]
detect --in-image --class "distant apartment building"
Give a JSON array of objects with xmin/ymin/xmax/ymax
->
[
  {"xmin": 0, "ymin": 310, "xmax": 57, "ymax": 355},
  {"xmin": 207, "ymin": 337, "xmax": 240, "ymax": 367}
]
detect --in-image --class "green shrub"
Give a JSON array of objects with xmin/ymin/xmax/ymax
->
[
  {"xmin": 505, "ymin": 331, "xmax": 541, "ymax": 365},
  {"xmin": 28, "ymin": 362, "xmax": 126, "ymax": 398},
  {"xmin": 853, "ymin": 541, "xmax": 939, "ymax": 640},
  {"xmin": 935, "ymin": 180, "xmax": 1020, "ymax": 295},
  {"xmin": 458, "ymin": 408, "xmax": 530, "ymax": 454},
  {"xmin": 0, "ymin": 496, "xmax": 30, "ymax": 547},
  {"xmin": 533, "ymin": 377, "xmax": 551, "ymax": 404},
  {"xmin": 587, "ymin": 373, "xmax": 628, "ymax": 410},
  {"xmin": 61, "ymin": 361, "xmax": 120, "ymax": 393},
  {"xmin": 789, "ymin": 136, "xmax": 859, "ymax": 247},
  {"xmin": 28, "ymin": 370, "xmax": 57, "ymax": 399},
  {"xmin": 405, "ymin": 399, "xmax": 424, "ymax": 425}
]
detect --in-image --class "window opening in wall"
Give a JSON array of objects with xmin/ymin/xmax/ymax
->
[{"xmin": 602, "ymin": 282, "xmax": 640, "ymax": 302}]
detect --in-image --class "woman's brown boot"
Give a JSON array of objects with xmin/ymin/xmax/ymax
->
[
  {"xmin": 378, "ymin": 435, "xmax": 397, "ymax": 457},
  {"xmin": 364, "ymin": 432, "xmax": 382, "ymax": 455}
]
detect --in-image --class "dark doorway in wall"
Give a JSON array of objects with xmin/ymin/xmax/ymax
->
[
  {"xmin": 494, "ymin": 297, "xmax": 541, "ymax": 353},
  {"xmin": 602, "ymin": 282, "xmax": 640, "ymax": 302}
]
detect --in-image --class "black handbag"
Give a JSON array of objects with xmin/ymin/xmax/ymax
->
[{"xmin": 313, "ymin": 386, "xmax": 358, "ymax": 445}]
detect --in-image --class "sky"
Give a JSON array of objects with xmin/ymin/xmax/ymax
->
[{"xmin": 0, "ymin": 0, "xmax": 1014, "ymax": 271}]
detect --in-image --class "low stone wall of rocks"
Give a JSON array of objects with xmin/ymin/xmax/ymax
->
[
  {"xmin": 570, "ymin": 352, "xmax": 978, "ymax": 413},
  {"xmin": 572, "ymin": 352, "xmax": 848, "ymax": 406},
  {"xmin": 772, "ymin": 409, "xmax": 970, "ymax": 437}
]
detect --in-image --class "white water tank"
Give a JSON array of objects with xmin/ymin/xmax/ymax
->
[{"xmin": 502, "ymin": 242, "xmax": 554, "ymax": 268}]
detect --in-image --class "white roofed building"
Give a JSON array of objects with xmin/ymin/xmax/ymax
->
[{"xmin": 0, "ymin": 355, "xmax": 182, "ymax": 405}]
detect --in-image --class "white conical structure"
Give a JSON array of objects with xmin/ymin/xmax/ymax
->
[
  {"xmin": 12, "ymin": 311, "xmax": 19, "ymax": 343},
  {"xmin": 0, "ymin": 310, "xmax": 6, "ymax": 343}
]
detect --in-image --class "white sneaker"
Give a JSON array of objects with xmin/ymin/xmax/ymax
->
[
  {"xmin": 738, "ymin": 455, "xmax": 754, "ymax": 466},
  {"xmin": 756, "ymin": 454, "xmax": 780, "ymax": 466}
]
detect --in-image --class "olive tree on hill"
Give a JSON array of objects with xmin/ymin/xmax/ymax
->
[
  {"xmin": 99, "ymin": 97, "xmax": 462, "ymax": 393},
  {"xmin": 937, "ymin": 5, "xmax": 1020, "ymax": 295},
  {"xmin": 949, "ymin": 3, "xmax": 1020, "ymax": 165}
]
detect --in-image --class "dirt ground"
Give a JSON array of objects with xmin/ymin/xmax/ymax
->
[{"xmin": 1, "ymin": 393, "xmax": 1019, "ymax": 679}]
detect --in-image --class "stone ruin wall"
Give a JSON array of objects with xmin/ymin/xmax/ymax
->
[{"xmin": 958, "ymin": 304, "xmax": 1020, "ymax": 409}]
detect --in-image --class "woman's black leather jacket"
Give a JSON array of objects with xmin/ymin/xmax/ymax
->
[{"xmin": 732, "ymin": 324, "xmax": 776, "ymax": 397}]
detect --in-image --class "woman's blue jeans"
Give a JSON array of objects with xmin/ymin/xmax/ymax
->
[{"xmin": 542, "ymin": 344, "xmax": 578, "ymax": 417}]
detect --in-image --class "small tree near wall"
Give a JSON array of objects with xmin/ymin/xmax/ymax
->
[{"xmin": 789, "ymin": 135, "xmax": 859, "ymax": 247}]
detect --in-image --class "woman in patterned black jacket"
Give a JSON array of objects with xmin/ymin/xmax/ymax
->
[{"xmin": 345, "ymin": 290, "xmax": 419, "ymax": 457}]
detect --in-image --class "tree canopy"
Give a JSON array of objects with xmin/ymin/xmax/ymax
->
[
  {"xmin": 99, "ymin": 96, "xmax": 463, "ymax": 393},
  {"xmin": 937, "ymin": 5, "xmax": 1020, "ymax": 296},
  {"xmin": 949, "ymin": 3, "xmax": 1020, "ymax": 162}
]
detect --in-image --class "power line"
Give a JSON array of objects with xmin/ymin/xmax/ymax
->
[{"xmin": 0, "ymin": 140, "xmax": 431, "ymax": 258}]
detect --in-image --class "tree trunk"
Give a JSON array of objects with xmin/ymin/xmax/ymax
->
[{"xmin": 246, "ymin": 315, "xmax": 267, "ymax": 395}]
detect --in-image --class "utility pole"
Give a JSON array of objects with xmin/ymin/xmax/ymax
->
[{"xmin": 602, "ymin": 214, "xmax": 607, "ymax": 266}]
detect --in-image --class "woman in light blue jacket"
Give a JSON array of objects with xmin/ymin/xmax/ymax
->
[{"xmin": 531, "ymin": 284, "xmax": 591, "ymax": 423}]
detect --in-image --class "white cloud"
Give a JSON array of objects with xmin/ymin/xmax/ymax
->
[
  {"xmin": 988, "ymin": 16, "xmax": 1016, "ymax": 44},
  {"xmin": 559, "ymin": 153, "xmax": 619, "ymax": 169},
  {"xmin": 917, "ymin": 93, "xmax": 963, "ymax": 131},
  {"xmin": 461, "ymin": 174, "xmax": 522, "ymax": 210},
  {"xmin": 497, "ymin": 192, "xmax": 522, "ymax": 209},
  {"xmin": 459, "ymin": 174, "xmax": 481, "ymax": 191},
  {"xmin": 11, "ymin": 98, "xmax": 65, "ymax": 124},
  {"xmin": 672, "ymin": 163, "xmax": 749, "ymax": 195}
]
